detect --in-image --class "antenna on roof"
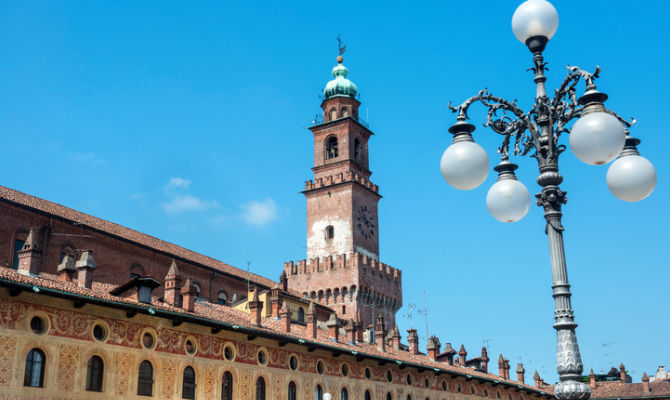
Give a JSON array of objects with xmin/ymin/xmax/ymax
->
[
  {"xmin": 418, "ymin": 289, "xmax": 430, "ymax": 341},
  {"xmin": 404, "ymin": 303, "xmax": 416, "ymax": 329}
]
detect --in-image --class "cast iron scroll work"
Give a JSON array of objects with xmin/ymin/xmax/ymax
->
[{"xmin": 448, "ymin": 52, "xmax": 635, "ymax": 400}]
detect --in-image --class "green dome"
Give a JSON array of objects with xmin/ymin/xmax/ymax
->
[{"xmin": 323, "ymin": 56, "xmax": 358, "ymax": 99}]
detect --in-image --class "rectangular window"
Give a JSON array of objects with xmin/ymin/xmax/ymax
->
[{"xmin": 12, "ymin": 239, "xmax": 25, "ymax": 269}]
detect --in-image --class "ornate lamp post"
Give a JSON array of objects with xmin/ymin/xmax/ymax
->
[{"xmin": 440, "ymin": 1, "xmax": 657, "ymax": 400}]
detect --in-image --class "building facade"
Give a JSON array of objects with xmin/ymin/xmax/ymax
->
[{"xmin": 0, "ymin": 54, "xmax": 554, "ymax": 400}]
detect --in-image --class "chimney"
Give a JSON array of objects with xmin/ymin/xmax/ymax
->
[
  {"xmin": 427, "ymin": 336, "xmax": 441, "ymax": 360},
  {"xmin": 642, "ymin": 373, "xmax": 650, "ymax": 393},
  {"xmin": 374, "ymin": 315, "xmax": 386, "ymax": 352},
  {"xmin": 270, "ymin": 287, "xmax": 281, "ymax": 318},
  {"xmin": 279, "ymin": 302, "xmax": 291, "ymax": 333},
  {"xmin": 327, "ymin": 313, "xmax": 340, "ymax": 342},
  {"xmin": 344, "ymin": 319, "xmax": 356, "ymax": 345},
  {"xmin": 391, "ymin": 326, "xmax": 401, "ymax": 350},
  {"xmin": 620, "ymin": 363, "xmax": 627, "ymax": 382},
  {"xmin": 407, "ymin": 329, "xmax": 419, "ymax": 355},
  {"xmin": 459, "ymin": 345, "xmax": 467, "ymax": 367},
  {"xmin": 481, "ymin": 347, "xmax": 490, "ymax": 373},
  {"xmin": 17, "ymin": 228, "xmax": 41, "ymax": 275},
  {"xmin": 589, "ymin": 369, "xmax": 596, "ymax": 389},
  {"xmin": 307, "ymin": 302, "xmax": 317, "ymax": 338},
  {"xmin": 443, "ymin": 343, "xmax": 455, "ymax": 365},
  {"xmin": 499, "ymin": 355, "xmax": 506, "ymax": 379},
  {"xmin": 533, "ymin": 371, "xmax": 541, "ymax": 388},
  {"xmin": 57, "ymin": 254, "xmax": 76, "ymax": 282},
  {"xmin": 164, "ymin": 260, "xmax": 182, "ymax": 307},
  {"xmin": 504, "ymin": 358, "xmax": 511, "ymax": 379},
  {"xmin": 181, "ymin": 278, "xmax": 197, "ymax": 312},
  {"xmin": 75, "ymin": 250, "xmax": 96, "ymax": 289},
  {"xmin": 279, "ymin": 270, "xmax": 288, "ymax": 291},
  {"xmin": 248, "ymin": 287, "xmax": 263, "ymax": 326},
  {"xmin": 517, "ymin": 363, "xmax": 526, "ymax": 384}
]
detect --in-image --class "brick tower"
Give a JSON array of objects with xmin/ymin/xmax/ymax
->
[{"xmin": 284, "ymin": 53, "xmax": 402, "ymax": 330}]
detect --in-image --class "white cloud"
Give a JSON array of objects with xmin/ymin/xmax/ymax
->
[
  {"xmin": 69, "ymin": 152, "xmax": 106, "ymax": 165},
  {"xmin": 240, "ymin": 198, "xmax": 278, "ymax": 226},
  {"xmin": 162, "ymin": 194, "xmax": 218, "ymax": 214},
  {"xmin": 164, "ymin": 177, "xmax": 191, "ymax": 193}
]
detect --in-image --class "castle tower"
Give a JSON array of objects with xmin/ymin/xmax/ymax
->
[{"xmin": 283, "ymin": 52, "xmax": 402, "ymax": 328}]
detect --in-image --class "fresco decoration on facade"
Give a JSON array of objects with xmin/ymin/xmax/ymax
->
[
  {"xmin": 162, "ymin": 359, "xmax": 177, "ymax": 398},
  {"xmin": 204, "ymin": 365, "xmax": 217, "ymax": 398},
  {"xmin": 303, "ymin": 376, "xmax": 312, "ymax": 400},
  {"xmin": 272, "ymin": 372, "xmax": 283, "ymax": 400},
  {"xmin": 115, "ymin": 352, "xmax": 133, "ymax": 396},
  {"xmin": 240, "ymin": 368, "xmax": 251, "ymax": 398},
  {"xmin": 0, "ymin": 300, "xmax": 25, "ymax": 330},
  {"xmin": 57, "ymin": 345, "xmax": 79, "ymax": 392},
  {"xmin": 0, "ymin": 335, "xmax": 17, "ymax": 387}
]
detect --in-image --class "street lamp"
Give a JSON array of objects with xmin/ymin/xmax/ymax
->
[{"xmin": 440, "ymin": 1, "xmax": 656, "ymax": 400}]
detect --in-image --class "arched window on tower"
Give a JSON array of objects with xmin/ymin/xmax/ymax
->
[
  {"xmin": 354, "ymin": 138, "xmax": 361, "ymax": 160},
  {"xmin": 329, "ymin": 108, "xmax": 337, "ymax": 121},
  {"xmin": 85, "ymin": 355, "xmax": 104, "ymax": 392},
  {"xmin": 222, "ymin": 371, "xmax": 233, "ymax": 400},
  {"xmin": 325, "ymin": 225, "xmax": 334, "ymax": 240},
  {"xmin": 341, "ymin": 107, "xmax": 350, "ymax": 117},
  {"xmin": 137, "ymin": 360, "xmax": 154, "ymax": 396},
  {"xmin": 325, "ymin": 136, "xmax": 338, "ymax": 159},
  {"xmin": 23, "ymin": 348, "xmax": 45, "ymax": 387}
]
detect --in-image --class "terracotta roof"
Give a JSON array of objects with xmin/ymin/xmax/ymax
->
[
  {"xmin": 0, "ymin": 185, "xmax": 275, "ymax": 288},
  {"xmin": 592, "ymin": 381, "xmax": 670, "ymax": 399},
  {"xmin": 0, "ymin": 267, "xmax": 552, "ymax": 396}
]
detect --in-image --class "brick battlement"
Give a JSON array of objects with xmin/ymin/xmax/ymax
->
[
  {"xmin": 305, "ymin": 171, "xmax": 378, "ymax": 193},
  {"xmin": 283, "ymin": 252, "xmax": 401, "ymax": 281}
]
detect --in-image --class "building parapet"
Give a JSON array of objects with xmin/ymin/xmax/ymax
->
[
  {"xmin": 283, "ymin": 251, "xmax": 401, "ymax": 281},
  {"xmin": 305, "ymin": 171, "xmax": 378, "ymax": 193}
]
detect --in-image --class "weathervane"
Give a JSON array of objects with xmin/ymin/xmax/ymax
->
[{"xmin": 336, "ymin": 34, "xmax": 346, "ymax": 56}]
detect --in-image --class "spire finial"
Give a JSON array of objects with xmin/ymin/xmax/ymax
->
[{"xmin": 336, "ymin": 34, "xmax": 346, "ymax": 56}]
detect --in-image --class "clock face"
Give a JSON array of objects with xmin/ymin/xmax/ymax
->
[{"xmin": 356, "ymin": 205, "xmax": 375, "ymax": 239}]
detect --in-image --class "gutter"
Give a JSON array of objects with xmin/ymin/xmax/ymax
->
[{"xmin": 0, "ymin": 278, "xmax": 552, "ymax": 397}]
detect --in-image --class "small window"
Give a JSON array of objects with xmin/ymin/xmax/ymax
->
[
  {"xmin": 193, "ymin": 282, "xmax": 202, "ymax": 299},
  {"xmin": 442, "ymin": 381, "xmax": 448, "ymax": 392},
  {"xmin": 316, "ymin": 385, "xmax": 324, "ymax": 400},
  {"xmin": 425, "ymin": 378, "xmax": 430, "ymax": 388},
  {"xmin": 257, "ymin": 350, "xmax": 267, "ymax": 365},
  {"xmin": 138, "ymin": 360, "xmax": 154, "ymax": 396},
  {"xmin": 86, "ymin": 356, "xmax": 104, "ymax": 392},
  {"xmin": 457, "ymin": 384, "xmax": 461, "ymax": 393},
  {"xmin": 316, "ymin": 360, "xmax": 324, "ymax": 375},
  {"xmin": 289, "ymin": 355, "xmax": 298, "ymax": 371},
  {"xmin": 139, "ymin": 285, "xmax": 152, "ymax": 304},
  {"xmin": 341, "ymin": 305, "xmax": 346, "ymax": 315},
  {"xmin": 342, "ymin": 363, "xmax": 349, "ymax": 376},
  {"xmin": 222, "ymin": 371, "xmax": 233, "ymax": 400},
  {"xmin": 288, "ymin": 381, "xmax": 297, "ymax": 400},
  {"xmin": 342, "ymin": 388, "xmax": 349, "ymax": 400},
  {"xmin": 342, "ymin": 108, "xmax": 350, "ymax": 118},
  {"xmin": 354, "ymin": 138, "xmax": 361, "ymax": 160},
  {"xmin": 365, "ymin": 390, "xmax": 372, "ymax": 400},
  {"xmin": 182, "ymin": 366, "xmax": 196, "ymax": 399},
  {"xmin": 30, "ymin": 316, "xmax": 46, "ymax": 334},
  {"xmin": 406, "ymin": 374, "xmax": 412, "ymax": 385},
  {"xmin": 407, "ymin": 396, "xmax": 412, "ymax": 400},
  {"xmin": 387, "ymin": 393, "xmax": 393, "ymax": 400},
  {"xmin": 329, "ymin": 108, "xmax": 337, "ymax": 121},
  {"xmin": 325, "ymin": 136, "xmax": 338, "ymax": 159},
  {"xmin": 297, "ymin": 307, "xmax": 305, "ymax": 323},
  {"xmin": 142, "ymin": 332, "xmax": 155, "ymax": 349},
  {"xmin": 92, "ymin": 324, "xmax": 107, "ymax": 341},
  {"xmin": 387, "ymin": 370, "xmax": 393, "ymax": 382},
  {"xmin": 12, "ymin": 239, "xmax": 25, "ymax": 269},
  {"xmin": 217, "ymin": 291, "xmax": 228, "ymax": 305},
  {"xmin": 185, "ymin": 339, "xmax": 196, "ymax": 355},
  {"xmin": 365, "ymin": 367, "xmax": 371, "ymax": 379},
  {"xmin": 256, "ymin": 377, "xmax": 266, "ymax": 400},
  {"xmin": 24, "ymin": 348, "xmax": 45, "ymax": 387},
  {"xmin": 325, "ymin": 226, "xmax": 334, "ymax": 240},
  {"xmin": 224, "ymin": 344, "xmax": 235, "ymax": 361}
]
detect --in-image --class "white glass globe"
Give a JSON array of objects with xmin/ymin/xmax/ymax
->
[
  {"xmin": 511, "ymin": 0, "xmax": 559, "ymax": 43},
  {"xmin": 440, "ymin": 141, "xmax": 489, "ymax": 190},
  {"xmin": 569, "ymin": 112, "xmax": 626, "ymax": 165},
  {"xmin": 486, "ymin": 179, "xmax": 531, "ymax": 223},
  {"xmin": 323, "ymin": 394, "xmax": 332, "ymax": 400},
  {"xmin": 607, "ymin": 154, "xmax": 657, "ymax": 202}
]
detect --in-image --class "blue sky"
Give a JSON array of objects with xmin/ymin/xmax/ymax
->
[{"xmin": 1, "ymin": 0, "xmax": 668, "ymax": 383}]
